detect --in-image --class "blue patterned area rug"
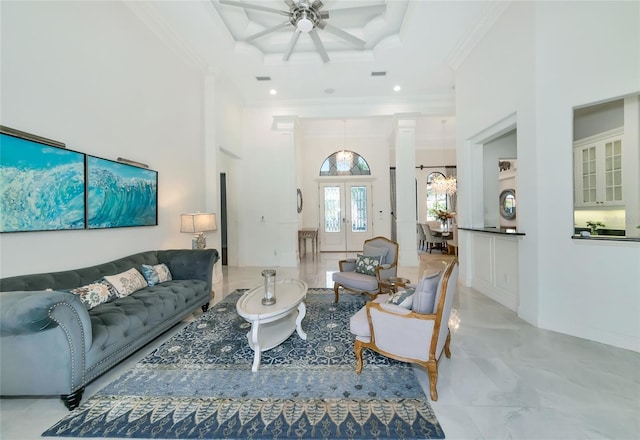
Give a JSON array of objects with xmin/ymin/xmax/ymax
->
[{"xmin": 43, "ymin": 288, "xmax": 445, "ymax": 439}]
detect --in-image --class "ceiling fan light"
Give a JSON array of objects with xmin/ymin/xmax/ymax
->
[{"xmin": 297, "ymin": 15, "xmax": 314, "ymax": 33}]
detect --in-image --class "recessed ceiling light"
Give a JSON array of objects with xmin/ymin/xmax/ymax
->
[
  {"xmin": 256, "ymin": 76, "xmax": 271, "ymax": 81},
  {"xmin": 394, "ymin": 85, "xmax": 401, "ymax": 92},
  {"xmin": 270, "ymin": 89, "xmax": 277, "ymax": 95},
  {"xmin": 324, "ymin": 88, "xmax": 335, "ymax": 94}
]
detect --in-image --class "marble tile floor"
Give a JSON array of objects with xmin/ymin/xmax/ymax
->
[{"xmin": 1, "ymin": 252, "xmax": 639, "ymax": 439}]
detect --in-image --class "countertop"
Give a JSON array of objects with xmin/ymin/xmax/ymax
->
[{"xmin": 457, "ymin": 226, "xmax": 526, "ymax": 236}]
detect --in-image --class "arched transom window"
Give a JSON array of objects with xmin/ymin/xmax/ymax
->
[{"xmin": 319, "ymin": 150, "xmax": 371, "ymax": 176}]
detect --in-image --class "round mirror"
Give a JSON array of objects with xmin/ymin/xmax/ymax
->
[
  {"xmin": 499, "ymin": 189, "xmax": 516, "ymax": 220},
  {"xmin": 296, "ymin": 188, "xmax": 303, "ymax": 213}
]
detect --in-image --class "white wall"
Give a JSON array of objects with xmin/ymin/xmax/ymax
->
[
  {"xmin": 457, "ymin": 1, "xmax": 640, "ymax": 351},
  {"xmin": 0, "ymin": 1, "xmax": 206, "ymax": 277}
]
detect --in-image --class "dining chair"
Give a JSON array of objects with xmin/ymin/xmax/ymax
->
[
  {"xmin": 417, "ymin": 222, "xmax": 427, "ymax": 251},
  {"xmin": 422, "ymin": 223, "xmax": 447, "ymax": 253}
]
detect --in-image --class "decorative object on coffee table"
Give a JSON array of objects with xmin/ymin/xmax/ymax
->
[{"xmin": 261, "ymin": 269, "xmax": 277, "ymax": 305}]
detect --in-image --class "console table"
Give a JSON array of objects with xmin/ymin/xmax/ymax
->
[{"xmin": 298, "ymin": 228, "xmax": 318, "ymax": 257}]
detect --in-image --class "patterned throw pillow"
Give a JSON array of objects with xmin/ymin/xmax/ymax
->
[
  {"xmin": 103, "ymin": 268, "xmax": 148, "ymax": 298},
  {"xmin": 386, "ymin": 288, "xmax": 415, "ymax": 309},
  {"xmin": 354, "ymin": 254, "xmax": 382, "ymax": 276},
  {"xmin": 141, "ymin": 263, "xmax": 173, "ymax": 286},
  {"xmin": 69, "ymin": 281, "xmax": 115, "ymax": 310}
]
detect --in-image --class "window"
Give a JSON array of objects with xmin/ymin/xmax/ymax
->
[
  {"xmin": 426, "ymin": 172, "xmax": 448, "ymax": 220},
  {"xmin": 319, "ymin": 150, "xmax": 371, "ymax": 176}
]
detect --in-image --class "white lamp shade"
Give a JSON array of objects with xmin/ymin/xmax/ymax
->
[{"xmin": 180, "ymin": 213, "xmax": 217, "ymax": 233}]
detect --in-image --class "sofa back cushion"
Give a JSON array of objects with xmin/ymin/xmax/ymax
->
[{"xmin": 0, "ymin": 251, "xmax": 160, "ymax": 292}]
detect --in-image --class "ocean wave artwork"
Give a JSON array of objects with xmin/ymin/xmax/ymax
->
[
  {"xmin": 0, "ymin": 133, "xmax": 85, "ymax": 232},
  {"xmin": 87, "ymin": 156, "xmax": 157, "ymax": 229}
]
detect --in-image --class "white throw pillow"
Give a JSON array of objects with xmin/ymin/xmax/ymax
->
[{"xmin": 103, "ymin": 268, "xmax": 148, "ymax": 298}]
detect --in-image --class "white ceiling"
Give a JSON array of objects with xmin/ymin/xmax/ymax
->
[{"xmin": 125, "ymin": 0, "xmax": 508, "ymax": 144}]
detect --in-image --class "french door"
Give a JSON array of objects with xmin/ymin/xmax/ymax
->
[{"xmin": 319, "ymin": 181, "xmax": 373, "ymax": 252}]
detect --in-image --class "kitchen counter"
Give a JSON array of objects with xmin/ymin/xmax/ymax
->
[{"xmin": 458, "ymin": 226, "xmax": 526, "ymax": 236}]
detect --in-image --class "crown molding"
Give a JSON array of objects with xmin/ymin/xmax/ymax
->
[
  {"xmin": 445, "ymin": 1, "xmax": 511, "ymax": 71},
  {"xmin": 122, "ymin": 1, "xmax": 209, "ymax": 73}
]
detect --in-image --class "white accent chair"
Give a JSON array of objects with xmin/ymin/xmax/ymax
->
[
  {"xmin": 349, "ymin": 258, "xmax": 459, "ymax": 401},
  {"xmin": 332, "ymin": 236, "xmax": 399, "ymax": 303}
]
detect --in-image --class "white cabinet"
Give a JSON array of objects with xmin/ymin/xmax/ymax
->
[{"xmin": 574, "ymin": 128, "xmax": 624, "ymax": 207}]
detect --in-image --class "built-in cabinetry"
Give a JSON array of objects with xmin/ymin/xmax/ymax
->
[
  {"xmin": 573, "ymin": 128, "xmax": 623, "ymax": 208},
  {"xmin": 459, "ymin": 227, "xmax": 524, "ymax": 312}
]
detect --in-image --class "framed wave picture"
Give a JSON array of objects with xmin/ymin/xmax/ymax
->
[
  {"xmin": 0, "ymin": 126, "xmax": 85, "ymax": 232},
  {"xmin": 87, "ymin": 156, "xmax": 158, "ymax": 229}
]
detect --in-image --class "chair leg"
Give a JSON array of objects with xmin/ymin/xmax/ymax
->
[
  {"xmin": 333, "ymin": 283, "xmax": 340, "ymax": 303},
  {"xmin": 354, "ymin": 340, "xmax": 364, "ymax": 374},
  {"xmin": 425, "ymin": 360, "xmax": 439, "ymax": 401},
  {"xmin": 444, "ymin": 330, "xmax": 452, "ymax": 358}
]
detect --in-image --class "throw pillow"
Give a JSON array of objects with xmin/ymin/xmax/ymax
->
[
  {"xmin": 354, "ymin": 254, "xmax": 382, "ymax": 276},
  {"xmin": 141, "ymin": 263, "xmax": 173, "ymax": 286},
  {"xmin": 363, "ymin": 243, "xmax": 389, "ymax": 264},
  {"xmin": 386, "ymin": 288, "xmax": 415, "ymax": 309},
  {"xmin": 411, "ymin": 271, "xmax": 442, "ymax": 314},
  {"xmin": 103, "ymin": 268, "xmax": 148, "ymax": 298},
  {"xmin": 69, "ymin": 281, "xmax": 115, "ymax": 310}
]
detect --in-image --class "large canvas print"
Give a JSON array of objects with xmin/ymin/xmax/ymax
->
[
  {"xmin": 0, "ymin": 127, "xmax": 85, "ymax": 232},
  {"xmin": 87, "ymin": 156, "xmax": 158, "ymax": 229}
]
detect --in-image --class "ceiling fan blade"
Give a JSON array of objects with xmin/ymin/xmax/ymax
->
[
  {"xmin": 219, "ymin": 0, "xmax": 290, "ymax": 17},
  {"xmin": 325, "ymin": 5, "xmax": 386, "ymax": 17},
  {"xmin": 321, "ymin": 23, "xmax": 365, "ymax": 48},
  {"xmin": 309, "ymin": 29, "xmax": 330, "ymax": 63},
  {"xmin": 283, "ymin": 29, "xmax": 301, "ymax": 61},
  {"xmin": 246, "ymin": 21, "xmax": 291, "ymax": 41}
]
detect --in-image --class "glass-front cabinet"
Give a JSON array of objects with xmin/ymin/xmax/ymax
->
[{"xmin": 573, "ymin": 128, "xmax": 623, "ymax": 208}]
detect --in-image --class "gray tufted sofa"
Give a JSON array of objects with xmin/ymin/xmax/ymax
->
[{"xmin": 0, "ymin": 249, "xmax": 218, "ymax": 410}]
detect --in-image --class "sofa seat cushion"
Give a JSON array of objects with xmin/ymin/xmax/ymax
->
[
  {"xmin": 332, "ymin": 271, "xmax": 379, "ymax": 292},
  {"xmin": 86, "ymin": 279, "xmax": 208, "ymax": 367}
]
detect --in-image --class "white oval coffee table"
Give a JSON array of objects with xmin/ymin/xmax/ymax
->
[{"xmin": 236, "ymin": 279, "xmax": 308, "ymax": 372}]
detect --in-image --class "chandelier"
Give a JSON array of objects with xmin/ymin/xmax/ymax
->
[{"xmin": 432, "ymin": 175, "xmax": 457, "ymax": 195}]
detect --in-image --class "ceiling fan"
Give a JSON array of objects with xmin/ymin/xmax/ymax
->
[{"xmin": 219, "ymin": 0, "xmax": 385, "ymax": 62}]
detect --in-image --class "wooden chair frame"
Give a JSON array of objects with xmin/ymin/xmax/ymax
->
[
  {"xmin": 354, "ymin": 257, "xmax": 458, "ymax": 401},
  {"xmin": 333, "ymin": 236, "xmax": 399, "ymax": 303}
]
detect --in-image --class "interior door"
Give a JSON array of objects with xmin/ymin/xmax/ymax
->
[{"xmin": 320, "ymin": 181, "xmax": 372, "ymax": 252}]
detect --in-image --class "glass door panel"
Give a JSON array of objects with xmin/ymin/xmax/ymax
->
[{"xmin": 320, "ymin": 182, "xmax": 372, "ymax": 252}]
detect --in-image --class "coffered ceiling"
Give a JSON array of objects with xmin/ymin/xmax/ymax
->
[{"xmin": 126, "ymin": 0, "xmax": 509, "ymax": 111}]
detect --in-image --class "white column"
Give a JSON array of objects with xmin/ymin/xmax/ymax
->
[
  {"xmin": 272, "ymin": 116, "xmax": 299, "ymax": 266},
  {"xmin": 204, "ymin": 71, "xmax": 222, "ymax": 283},
  {"xmin": 394, "ymin": 114, "xmax": 419, "ymax": 267},
  {"xmin": 623, "ymin": 95, "xmax": 639, "ymax": 237}
]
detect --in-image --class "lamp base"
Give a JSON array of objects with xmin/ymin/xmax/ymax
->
[{"xmin": 193, "ymin": 233, "xmax": 207, "ymax": 249}]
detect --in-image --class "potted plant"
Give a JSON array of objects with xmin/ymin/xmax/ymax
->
[{"xmin": 586, "ymin": 220, "xmax": 605, "ymax": 235}]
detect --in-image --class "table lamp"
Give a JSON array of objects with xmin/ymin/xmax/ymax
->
[{"xmin": 180, "ymin": 213, "xmax": 217, "ymax": 249}]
